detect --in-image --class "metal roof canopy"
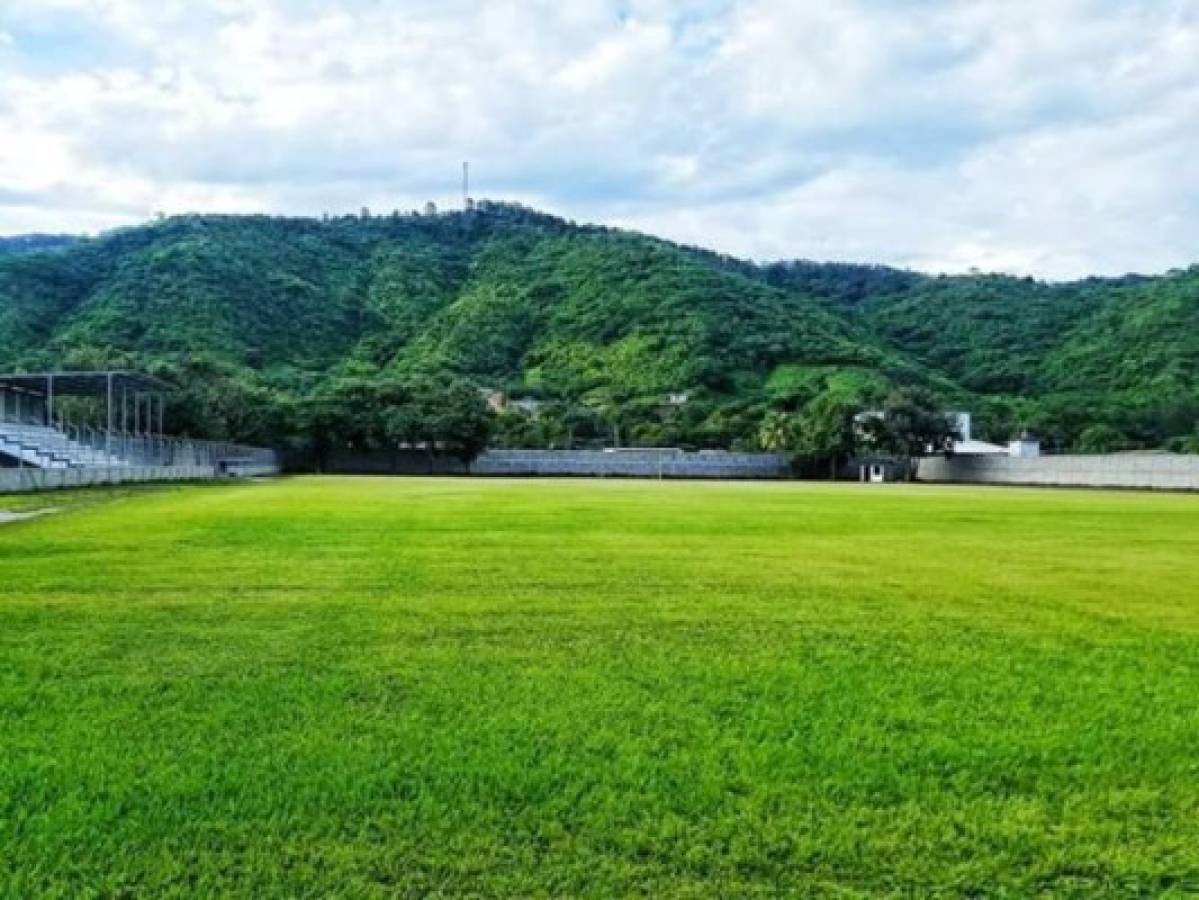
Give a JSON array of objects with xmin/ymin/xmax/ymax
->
[{"xmin": 0, "ymin": 371, "xmax": 173, "ymax": 396}]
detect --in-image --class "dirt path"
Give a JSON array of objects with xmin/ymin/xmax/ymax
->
[{"xmin": 0, "ymin": 508, "xmax": 60, "ymax": 525}]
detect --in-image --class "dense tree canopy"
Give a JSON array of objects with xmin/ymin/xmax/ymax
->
[{"xmin": 0, "ymin": 205, "xmax": 1195, "ymax": 464}]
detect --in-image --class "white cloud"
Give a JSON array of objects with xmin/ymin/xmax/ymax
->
[{"xmin": 0, "ymin": 0, "xmax": 1196, "ymax": 277}]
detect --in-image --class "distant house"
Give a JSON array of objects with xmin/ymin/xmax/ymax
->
[
  {"xmin": 479, "ymin": 389, "xmax": 507, "ymax": 414},
  {"xmin": 509, "ymin": 398, "xmax": 544, "ymax": 418},
  {"xmin": 1008, "ymin": 433, "xmax": 1042, "ymax": 458},
  {"xmin": 947, "ymin": 414, "xmax": 1041, "ymax": 458},
  {"xmin": 952, "ymin": 438, "xmax": 1010, "ymax": 456},
  {"xmin": 477, "ymin": 389, "xmax": 543, "ymax": 418},
  {"xmin": 656, "ymin": 390, "xmax": 692, "ymax": 416},
  {"xmin": 946, "ymin": 412, "xmax": 1007, "ymax": 456}
]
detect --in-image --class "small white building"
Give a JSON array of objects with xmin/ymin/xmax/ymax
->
[
  {"xmin": 857, "ymin": 458, "xmax": 908, "ymax": 483},
  {"xmin": 953, "ymin": 437, "xmax": 1010, "ymax": 456},
  {"xmin": 948, "ymin": 413, "xmax": 1041, "ymax": 458},
  {"xmin": 946, "ymin": 412, "xmax": 1009, "ymax": 456},
  {"xmin": 1008, "ymin": 434, "xmax": 1042, "ymax": 458}
]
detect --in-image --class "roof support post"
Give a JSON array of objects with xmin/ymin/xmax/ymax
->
[
  {"xmin": 46, "ymin": 374, "xmax": 55, "ymax": 427},
  {"xmin": 106, "ymin": 372, "xmax": 113, "ymax": 458}
]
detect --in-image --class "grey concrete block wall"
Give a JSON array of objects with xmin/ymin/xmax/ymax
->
[
  {"xmin": 320, "ymin": 449, "xmax": 792, "ymax": 479},
  {"xmin": 917, "ymin": 454, "xmax": 1199, "ymax": 491},
  {"xmin": 325, "ymin": 450, "xmax": 471, "ymax": 475},
  {"xmin": 470, "ymin": 450, "xmax": 792, "ymax": 479}
]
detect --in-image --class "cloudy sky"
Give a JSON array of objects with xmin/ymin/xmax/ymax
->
[{"xmin": 0, "ymin": 0, "xmax": 1196, "ymax": 278}]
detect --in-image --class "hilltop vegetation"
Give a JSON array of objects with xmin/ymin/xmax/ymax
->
[{"xmin": 1, "ymin": 204, "xmax": 1196, "ymax": 460}]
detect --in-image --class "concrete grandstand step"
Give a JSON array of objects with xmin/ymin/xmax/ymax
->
[{"xmin": 0, "ymin": 422, "xmax": 131, "ymax": 469}]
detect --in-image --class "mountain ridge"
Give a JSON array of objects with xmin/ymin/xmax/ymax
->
[{"xmin": 1, "ymin": 204, "xmax": 1196, "ymax": 453}]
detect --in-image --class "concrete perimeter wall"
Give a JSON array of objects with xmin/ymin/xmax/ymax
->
[
  {"xmin": 322, "ymin": 448, "xmax": 793, "ymax": 479},
  {"xmin": 0, "ymin": 463, "xmax": 279, "ymax": 495},
  {"xmin": 471, "ymin": 449, "xmax": 792, "ymax": 479},
  {"xmin": 324, "ymin": 449, "xmax": 471, "ymax": 475},
  {"xmin": 918, "ymin": 454, "xmax": 1199, "ymax": 491}
]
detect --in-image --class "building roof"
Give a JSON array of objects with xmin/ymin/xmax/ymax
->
[
  {"xmin": 0, "ymin": 370, "xmax": 173, "ymax": 396},
  {"xmin": 952, "ymin": 438, "xmax": 1009, "ymax": 456}
]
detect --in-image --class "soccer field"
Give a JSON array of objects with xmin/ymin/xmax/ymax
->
[{"xmin": 2, "ymin": 477, "xmax": 1198, "ymax": 896}]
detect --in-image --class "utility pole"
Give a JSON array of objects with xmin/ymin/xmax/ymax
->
[{"xmin": 463, "ymin": 161, "xmax": 470, "ymax": 209}]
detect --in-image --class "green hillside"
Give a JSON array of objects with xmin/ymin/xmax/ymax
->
[
  {"xmin": 1, "ymin": 205, "xmax": 1196, "ymax": 457},
  {"xmin": 851, "ymin": 270, "xmax": 1199, "ymax": 449}
]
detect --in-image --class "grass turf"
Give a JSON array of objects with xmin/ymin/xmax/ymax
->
[{"xmin": 2, "ymin": 476, "xmax": 1198, "ymax": 896}]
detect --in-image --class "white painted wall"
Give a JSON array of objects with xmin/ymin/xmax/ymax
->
[{"xmin": 918, "ymin": 454, "xmax": 1199, "ymax": 490}]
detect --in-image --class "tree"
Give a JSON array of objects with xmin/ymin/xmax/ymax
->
[
  {"xmin": 382, "ymin": 375, "xmax": 491, "ymax": 463},
  {"xmin": 426, "ymin": 377, "xmax": 492, "ymax": 461},
  {"xmin": 558, "ymin": 404, "xmax": 604, "ymax": 449},
  {"xmin": 757, "ymin": 410, "xmax": 797, "ymax": 453},
  {"xmin": 870, "ymin": 388, "xmax": 955, "ymax": 480},
  {"xmin": 1075, "ymin": 424, "xmax": 1130, "ymax": 454},
  {"xmin": 795, "ymin": 393, "xmax": 858, "ymax": 479},
  {"xmin": 300, "ymin": 375, "xmax": 386, "ymax": 471},
  {"xmin": 1167, "ymin": 433, "xmax": 1199, "ymax": 454}
]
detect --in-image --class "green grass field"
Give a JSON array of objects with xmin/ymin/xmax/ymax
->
[{"xmin": 2, "ymin": 477, "xmax": 1198, "ymax": 896}]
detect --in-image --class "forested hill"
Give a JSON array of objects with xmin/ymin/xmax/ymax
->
[{"xmin": 1, "ymin": 204, "xmax": 1196, "ymax": 455}]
